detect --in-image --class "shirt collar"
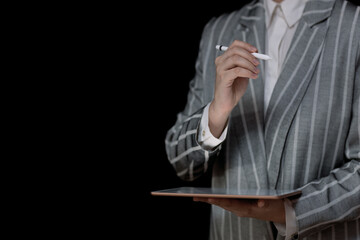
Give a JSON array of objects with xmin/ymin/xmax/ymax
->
[{"xmin": 265, "ymin": 0, "xmax": 308, "ymax": 28}]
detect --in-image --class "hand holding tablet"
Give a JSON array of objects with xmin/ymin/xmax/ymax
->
[{"xmin": 151, "ymin": 187, "xmax": 301, "ymax": 224}]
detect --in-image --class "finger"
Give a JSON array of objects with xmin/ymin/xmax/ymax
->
[
  {"xmin": 228, "ymin": 47, "xmax": 258, "ymax": 65},
  {"xmin": 223, "ymin": 67, "xmax": 259, "ymax": 81},
  {"xmin": 208, "ymin": 198, "xmax": 235, "ymax": 207},
  {"xmin": 230, "ymin": 40, "xmax": 258, "ymax": 53},
  {"xmin": 207, "ymin": 198, "xmax": 255, "ymax": 217},
  {"xmin": 219, "ymin": 47, "xmax": 260, "ymax": 68},
  {"xmin": 207, "ymin": 198, "xmax": 235, "ymax": 212},
  {"xmin": 219, "ymin": 54, "xmax": 260, "ymax": 75},
  {"xmin": 193, "ymin": 197, "xmax": 209, "ymax": 203}
]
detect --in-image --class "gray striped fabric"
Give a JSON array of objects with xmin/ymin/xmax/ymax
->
[{"xmin": 165, "ymin": 0, "xmax": 360, "ymax": 239}]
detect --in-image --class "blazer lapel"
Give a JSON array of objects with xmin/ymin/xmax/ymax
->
[{"xmin": 264, "ymin": 0, "xmax": 336, "ymax": 188}]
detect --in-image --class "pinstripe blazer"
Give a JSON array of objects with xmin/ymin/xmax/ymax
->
[{"xmin": 165, "ymin": 0, "xmax": 360, "ymax": 239}]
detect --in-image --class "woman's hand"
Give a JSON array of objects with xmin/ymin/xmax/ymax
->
[
  {"xmin": 193, "ymin": 197, "xmax": 285, "ymax": 224},
  {"xmin": 209, "ymin": 40, "xmax": 260, "ymax": 138}
]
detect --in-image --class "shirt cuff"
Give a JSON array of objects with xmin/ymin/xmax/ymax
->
[
  {"xmin": 273, "ymin": 198, "xmax": 297, "ymax": 239},
  {"xmin": 197, "ymin": 102, "xmax": 228, "ymax": 151}
]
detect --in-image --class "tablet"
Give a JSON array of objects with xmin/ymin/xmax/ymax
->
[{"xmin": 151, "ymin": 187, "xmax": 301, "ymax": 199}]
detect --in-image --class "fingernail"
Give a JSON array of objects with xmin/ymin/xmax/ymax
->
[
  {"xmin": 253, "ymin": 59, "xmax": 260, "ymax": 65},
  {"xmin": 257, "ymin": 200, "xmax": 265, "ymax": 207},
  {"xmin": 251, "ymin": 47, "xmax": 257, "ymax": 52}
]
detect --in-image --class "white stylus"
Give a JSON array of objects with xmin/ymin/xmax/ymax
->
[{"xmin": 216, "ymin": 45, "xmax": 272, "ymax": 60}]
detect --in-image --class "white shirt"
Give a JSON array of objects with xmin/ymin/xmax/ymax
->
[
  {"xmin": 197, "ymin": 0, "xmax": 307, "ymax": 238},
  {"xmin": 264, "ymin": 0, "xmax": 308, "ymax": 114}
]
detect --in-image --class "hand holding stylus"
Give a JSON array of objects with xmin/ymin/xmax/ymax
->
[
  {"xmin": 209, "ymin": 40, "xmax": 262, "ymax": 138},
  {"xmin": 216, "ymin": 44, "xmax": 272, "ymax": 60}
]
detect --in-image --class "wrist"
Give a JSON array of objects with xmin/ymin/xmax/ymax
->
[
  {"xmin": 209, "ymin": 101, "xmax": 230, "ymax": 138},
  {"xmin": 210, "ymin": 99, "xmax": 233, "ymax": 117}
]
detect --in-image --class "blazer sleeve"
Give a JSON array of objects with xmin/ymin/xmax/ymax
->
[
  {"xmin": 164, "ymin": 18, "xmax": 221, "ymax": 181},
  {"xmin": 293, "ymin": 50, "xmax": 360, "ymax": 238}
]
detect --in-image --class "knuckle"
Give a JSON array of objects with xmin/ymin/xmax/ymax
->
[
  {"xmin": 231, "ymin": 55, "xmax": 239, "ymax": 62},
  {"xmin": 216, "ymin": 65, "xmax": 222, "ymax": 74},
  {"xmin": 215, "ymin": 56, "xmax": 222, "ymax": 65},
  {"xmin": 234, "ymin": 67, "xmax": 243, "ymax": 75},
  {"xmin": 233, "ymin": 40, "xmax": 243, "ymax": 45}
]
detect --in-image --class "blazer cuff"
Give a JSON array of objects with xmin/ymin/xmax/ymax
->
[{"xmin": 273, "ymin": 198, "xmax": 297, "ymax": 239}]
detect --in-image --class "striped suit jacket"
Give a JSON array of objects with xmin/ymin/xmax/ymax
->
[{"xmin": 165, "ymin": 0, "xmax": 360, "ymax": 239}]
